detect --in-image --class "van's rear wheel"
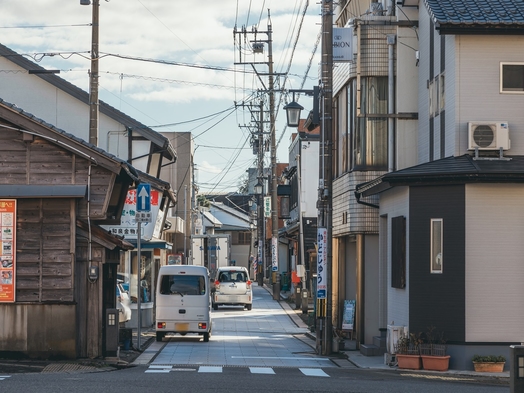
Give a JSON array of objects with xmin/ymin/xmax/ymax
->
[
  {"xmin": 156, "ymin": 332, "xmax": 165, "ymax": 342},
  {"xmin": 246, "ymin": 304, "xmax": 252, "ymax": 310},
  {"xmin": 203, "ymin": 332, "xmax": 210, "ymax": 342},
  {"xmin": 213, "ymin": 303, "xmax": 218, "ymax": 311}
]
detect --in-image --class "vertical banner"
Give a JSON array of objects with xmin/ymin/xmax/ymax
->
[
  {"xmin": 0, "ymin": 199, "xmax": 16, "ymax": 303},
  {"xmin": 316, "ymin": 227, "xmax": 327, "ymax": 299},
  {"xmin": 271, "ymin": 237, "xmax": 278, "ymax": 272}
]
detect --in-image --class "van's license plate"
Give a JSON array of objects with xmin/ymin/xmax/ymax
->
[{"xmin": 176, "ymin": 323, "xmax": 189, "ymax": 331}]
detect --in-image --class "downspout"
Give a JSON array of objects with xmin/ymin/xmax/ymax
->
[{"xmin": 388, "ymin": 33, "xmax": 396, "ymax": 173}]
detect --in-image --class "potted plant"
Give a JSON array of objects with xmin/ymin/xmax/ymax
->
[
  {"xmin": 419, "ymin": 326, "xmax": 450, "ymax": 371},
  {"xmin": 395, "ymin": 332, "xmax": 422, "ymax": 370},
  {"xmin": 472, "ymin": 355, "xmax": 506, "ymax": 372}
]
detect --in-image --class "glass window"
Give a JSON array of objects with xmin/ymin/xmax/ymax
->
[
  {"xmin": 501, "ymin": 63, "xmax": 524, "ymax": 93},
  {"xmin": 431, "ymin": 219, "xmax": 443, "ymax": 274},
  {"xmin": 352, "ymin": 77, "xmax": 388, "ymax": 170},
  {"xmin": 159, "ymin": 274, "xmax": 206, "ymax": 295}
]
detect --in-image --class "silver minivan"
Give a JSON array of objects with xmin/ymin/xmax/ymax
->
[
  {"xmin": 155, "ymin": 265, "xmax": 212, "ymax": 342},
  {"xmin": 212, "ymin": 266, "xmax": 252, "ymax": 310}
]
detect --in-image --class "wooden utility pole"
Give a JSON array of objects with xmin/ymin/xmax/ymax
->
[{"xmin": 89, "ymin": 0, "xmax": 100, "ymax": 146}]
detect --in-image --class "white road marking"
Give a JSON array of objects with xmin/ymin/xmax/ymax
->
[
  {"xmin": 300, "ymin": 368, "xmax": 329, "ymax": 377},
  {"xmin": 198, "ymin": 366, "xmax": 223, "ymax": 373},
  {"xmin": 249, "ymin": 367, "xmax": 275, "ymax": 374}
]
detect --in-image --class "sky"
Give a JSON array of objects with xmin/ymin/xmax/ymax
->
[{"xmin": 0, "ymin": 0, "xmax": 322, "ymax": 193}]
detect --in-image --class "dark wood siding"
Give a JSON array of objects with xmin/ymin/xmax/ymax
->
[
  {"xmin": 409, "ymin": 185, "xmax": 465, "ymax": 343},
  {"xmin": 17, "ymin": 198, "xmax": 74, "ymax": 302}
]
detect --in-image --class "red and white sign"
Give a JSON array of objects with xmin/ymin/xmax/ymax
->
[{"xmin": 0, "ymin": 199, "xmax": 16, "ymax": 303}]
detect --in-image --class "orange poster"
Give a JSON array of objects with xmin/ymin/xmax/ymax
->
[{"xmin": 0, "ymin": 199, "xmax": 16, "ymax": 303}]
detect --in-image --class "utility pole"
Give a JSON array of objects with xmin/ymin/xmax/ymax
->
[
  {"xmin": 267, "ymin": 12, "xmax": 279, "ymax": 293},
  {"xmin": 233, "ymin": 10, "xmax": 279, "ymax": 290},
  {"xmin": 316, "ymin": 0, "xmax": 334, "ymax": 356},
  {"xmin": 258, "ymin": 100, "xmax": 265, "ymax": 286},
  {"xmin": 88, "ymin": 0, "xmax": 100, "ymax": 146}
]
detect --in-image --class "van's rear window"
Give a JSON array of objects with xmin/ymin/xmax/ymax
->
[{"xmin": 159, "ymin": 275, "xmax": 206, "ymax": 296}]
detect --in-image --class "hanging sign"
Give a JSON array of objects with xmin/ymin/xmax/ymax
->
[
  {"xmin": 0, "ymin": 199, "xmax": 16, "ymax": 303},
  {"xmin": 333, "ymin": 27, "xmax": 353, "ymax": 62}
]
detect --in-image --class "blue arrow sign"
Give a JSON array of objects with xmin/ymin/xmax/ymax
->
[{"xmin": 136, "ymin": 183, "xmax": 151, "ymax": 212}]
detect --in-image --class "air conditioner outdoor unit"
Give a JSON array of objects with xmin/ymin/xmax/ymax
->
[
  {"xmin": 468, "ymin": 121, "xmax": 510, "ymax": 150},
  {"xmin": 387, "ymin": 325, "xmax": 407, "ymax": 354}
]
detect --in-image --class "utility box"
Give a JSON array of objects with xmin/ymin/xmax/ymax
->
[
  {"xmin": 105, "ymin": 308, "xmax": 119, "ymax": 356},
  {"xmin": 510, "ymin": 345, "xmax": 524, "ymax": 393},
  {"xmin": 295, "ymin": 287, "xmax": 301, "ymax": 309},
  {"xmin": 301, "ymin": 289, "xmax": 309, "ymax": 314}
]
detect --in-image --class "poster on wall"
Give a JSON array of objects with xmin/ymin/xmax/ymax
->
[{"xmin": 0, "ymin": 199, "xmax": 16, "ymax": 303}]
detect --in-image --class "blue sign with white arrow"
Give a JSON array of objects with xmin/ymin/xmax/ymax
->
[{"xmin": 136, "ymin": 183, "xmax": 151, "ymax": 212}]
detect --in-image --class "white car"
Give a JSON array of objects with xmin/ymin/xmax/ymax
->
[
  {"xmin": 212, "ymin": 266, "xmax": 252, "ymax": 311},
  {"xmin": 117, "ymin": 282, "xmax": 132, "ymax": 324}
]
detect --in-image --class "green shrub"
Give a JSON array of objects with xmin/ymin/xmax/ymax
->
[{"xmin": 472, "ymin": 354, "xmax": 506, "ymax": 363}]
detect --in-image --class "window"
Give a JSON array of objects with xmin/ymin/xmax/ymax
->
[
  {"xmin": 159, "ymin": 274, "xmax": 206, "ymax": 295},
  {"xmin": 501, "ymin": 63, "xmax": 524, "ymax": 93},
  {"xmin": 352, "ymin": 77, "xmax": 388, "ymax": 170},
  {"xmin": 232, "ymin": 231, "xmax": 251, "ymax": 245},
  {"xmin": 391, "ymin": 216, "xmax": 406, "ymax": 289},
  {"xmin": 439, "ymin": 73, "xmax": 445, "ymax": 111},
  {"xmin": 430, "ymin": 219, "xmax": 443, "ymax": 274}
]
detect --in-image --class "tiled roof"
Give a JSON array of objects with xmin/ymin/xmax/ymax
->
[
  {"xmin": 424, "ymin": 0, "xmax": 524, "ymax": 33},
  {"xmin": 357, "ymin": 154, "xmax": 524, "ymax": 197}
]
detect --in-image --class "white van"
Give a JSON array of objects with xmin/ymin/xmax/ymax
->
[{"xmin": 155, "ymin": 265, "xmax": 212, "ymax": 342}]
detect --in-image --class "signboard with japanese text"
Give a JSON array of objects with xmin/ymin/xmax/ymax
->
[
  {"xmin": 316, "ymin": 227, "xmax": 327, "ymax": 299},
  {"xmin": 271, "ymin": 237, "xmax": 278, "ymax": 272},
  {"xmin": 103, "ymin": 189, "xmax": 160, "ymax": 241},
  {"xmin": 264, "ymin": 196, "xmax": 271, "ymax": 218},
  {"xmin": 0, "ymin": 200, "xmax": 16, "ymax": 303}
]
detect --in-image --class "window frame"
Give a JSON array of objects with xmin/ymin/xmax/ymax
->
[
  {"xmin": 500, "ymin": 62, "xmax": 524, "ymax": 94},
  {"xmin": 430, "ymin": 218, "xmax": 443, "ymax": 274}
]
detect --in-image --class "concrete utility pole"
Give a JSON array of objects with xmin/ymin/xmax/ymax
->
[
  {"xmin": 316, "ymin": 0, "xmax": 334, "ymax": 356},
  {"xmin": 267, "ymin": 13, "xmax": 279, "ymax": 291},
  {"xmin": 233, "ymin": 10, "xmax": 278, "ymax": 288}
]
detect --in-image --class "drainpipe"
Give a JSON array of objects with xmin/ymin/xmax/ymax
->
[
  {"xmin": 388, "ymin": 34, "xmax": 396, "ymax": 173},
  {"xmin": 356, "ymin": 234, "xmax": 365, "ymax": 347}
]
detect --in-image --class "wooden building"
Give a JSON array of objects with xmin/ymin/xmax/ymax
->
[{"xmin": 0, "ymin": 98, "xmax": 139, "ymax": 359}]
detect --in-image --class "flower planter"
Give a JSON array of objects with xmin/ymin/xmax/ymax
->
[
  {"xmin": 397, "ymin": 354, "xmax": 422, "ymax": 370},
  {"xmin": 473, "ymin": 362, "xmax": 505, "ymax": 373},
  {"xmin": 421, "ymin": 355, "xmax": 450, "ymax": 371}
]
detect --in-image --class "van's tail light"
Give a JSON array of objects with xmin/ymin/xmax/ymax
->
[
  {"xmin": 214, "ymin": 280, "xmax": 220, "ymax": 290},
  {"xmin": 157, "ymin": 322, "xmax": 166, "ymax": 329},
  {"xmin": 198, "ymin": 322, "xmax": 207, "ymax": 330},
  {"xmin": 246, "ymin": 280, "xmax": 252, "ymax": 289}
]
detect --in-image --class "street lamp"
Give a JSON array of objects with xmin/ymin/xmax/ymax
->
[
  {"xmin": 254, "ymin": 181, "xmax": 263, "ymax": 195},
  {"xmin": 284, "ymin": 87, "xmax": 320, "ymax": 130},
  {"xmin": 283, "ymin": 100, "xmax": 304, "ymax": 128}
]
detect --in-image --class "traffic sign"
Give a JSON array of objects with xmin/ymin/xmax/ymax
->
[{"xmin": 136, "ymin": 184, "xmax": 151, "ymax": 212}]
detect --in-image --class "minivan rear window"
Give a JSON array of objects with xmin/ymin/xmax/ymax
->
[
  {"xmin": 217, "ymin": 271, "xmax": 247, "ymax": 283},
  {"xmin": 159, "ymin": 275, "xmax": 206, "ymax": 296}
]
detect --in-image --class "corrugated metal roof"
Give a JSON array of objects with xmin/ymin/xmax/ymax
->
[
  {"xmin": 424, "ymin": 0, "xmax": 524, "ymax": 33},
  {"xmin": 0, "ymin": 97, "xmax": 138, "ymax": 180}
]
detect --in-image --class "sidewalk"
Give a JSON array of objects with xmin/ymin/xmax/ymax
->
[{"xmin": 270, "ymin": 283, "xmax": 510, "ymax": 381}]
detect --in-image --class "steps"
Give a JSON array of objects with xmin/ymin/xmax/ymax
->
[{"xmin": 360, "ymin": 331, "xmax": 387, "ymax": 357}]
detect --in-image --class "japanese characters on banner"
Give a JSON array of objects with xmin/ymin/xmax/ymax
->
[
  {"xmin": 0, "ymin": 200, "xmax": 16, "ymax": 303},
  {"xmin": 316, "ymin": 227, "xmax": 327, "ymax": 299},
  {"xmin": 103, "ymin": 189, "xmax": 160, "ymax": 241},
  {"xmin": 271, "ymin": 237, "xmax": 278, "ymax": 272}
]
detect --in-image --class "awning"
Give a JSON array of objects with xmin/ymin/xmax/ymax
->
[{"xmin": 128, "ymin": 239, "xmax": 172, "ymax": 250}]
